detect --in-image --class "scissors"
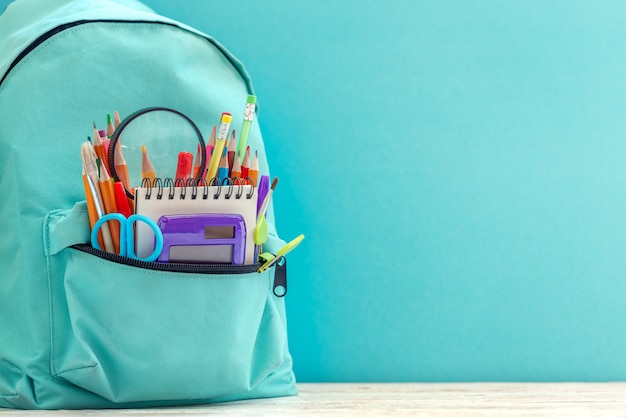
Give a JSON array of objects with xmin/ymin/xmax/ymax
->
[{"xmin": 91, "ymin": 213, "xmax": 164, "ymax": 262}]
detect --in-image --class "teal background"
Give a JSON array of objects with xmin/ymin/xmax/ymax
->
[{"xmin": 5, "ymin": 0, "xmax": 626, "ymax": 381}]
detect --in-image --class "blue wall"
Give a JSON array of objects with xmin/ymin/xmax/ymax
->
[{"xmin": 6, "ymin": 0, "xmax": 626, "ymax": 381}]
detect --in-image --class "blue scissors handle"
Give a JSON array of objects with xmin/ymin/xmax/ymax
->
[{"xmin": 91, "ymin": 213, "xmax": 163, "ymax": 262}]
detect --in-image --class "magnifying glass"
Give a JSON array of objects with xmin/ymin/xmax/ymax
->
[{"xmin": 107, "ymin": 107, "xmax": 207, "ymax": 199}]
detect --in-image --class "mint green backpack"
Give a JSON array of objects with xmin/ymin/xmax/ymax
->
[{"xmin": 0, "ymin": 0, "xmax": 296, "ymax": 409}]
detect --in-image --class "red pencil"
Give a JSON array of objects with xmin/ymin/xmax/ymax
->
[{"xmin": 241, "ymin": 146, "xmax": 250, "ymax": 178}]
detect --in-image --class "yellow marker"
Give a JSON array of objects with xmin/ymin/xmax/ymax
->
[
  {"xmin": 258, "ymin": 234, "xmax": 305, "ymax": 273},
  {"xmin": 206, "ymin": 112, "xmax": 232, "ymax": 182}
]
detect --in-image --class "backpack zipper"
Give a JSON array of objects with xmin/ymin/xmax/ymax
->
[
  {"xmin": 71, "ymin": 243, "xmax": 261, "ymax": 274},
  {"xmin": 0, "ymin": 19, "xmax": 249, "ymax": 88},
  {"xmin": 72, "ymin": 243, "xmax": 288, "ymax": 296}
]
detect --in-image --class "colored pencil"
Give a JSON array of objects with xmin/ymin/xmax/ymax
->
[
  {"xmin": 206, "ymin": 112, "xmax": 232, "ymax": 182},
  {"xmin": 218, "ymin": 148, "xmax": 229, "ymax": 182},
  {"xmin": 92, "ymin": 123, "xmax": 108, "ymax": 175},
  {"xmin": 106, "ymin": 114, "xmax": 115, "ymax": 139},
  {"xmin": 249, "ymin": 150, "xmax": 259, "ymax": 186},
  {"xmin": 207, "ymin": 125, "xmax": 216, "ymax": 157},
  {"xmin": 227, "ymin": 130, "xmax": 236, "ymax": 177},
  {"xmin": 193, "ymin": 144, "xmax": 202, "ymax": 178},
  {"xmin": 81, "ymin": 141, "xmax": 114, "ymax": 253},
  {"xmin": 241, "ymin": 146, "xmax": 250, "ymax": 179},
  {"xmin": 230, "ymin": 154, "xmax": 242, "ymax": 179},
  {"xmin": 82, "ymin": 167, "xmax": 102, "ymax": 248},
  {"xmin": 236, "ymin": 95, "xmax": 256, "ymax": 161},
  {"xmin": 114, "ymin": 140, "xmax": 131, "ymax": 196},
  {"xmin": 141, "ymin": 145, "xmax": 157, "ymax": 182},
  {"xmin": 98, "ymin": 161, "xmax": 121, "ymax": 254}
]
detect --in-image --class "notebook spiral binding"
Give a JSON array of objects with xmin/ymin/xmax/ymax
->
[{"xmin": 140, "ymin": 177, "xmax": 256, "ymax": 201}]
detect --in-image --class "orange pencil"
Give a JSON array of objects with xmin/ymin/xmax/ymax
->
[
  {"xmin": 114, "ymin": 140, "xmax": 131, "ymax": 192},
  {"xmin": 241, "ymin": 146, "xmax": 250, "ymax": 178},
  {"xmin": 141, "ymin": 145, "xmax": 157, "ymax": 182},
  {"xmin": 230, "ymin": 154, "xmax": 242, "ymax": 179},
  {"xmin": 249, "ymin": 150, "xmax": 259, "ymax": 186},
  {"xmin": 98, "ymin": 164, "xmax": 121, "ymax": 254},
  {"xmin": 114, "ymin": 111, "xmax": 121, "ymax": 129},
  {"xmin": 81, "ymin": 142, "xmax": 115, "ymax": 253},
  {"xmin": 193, "ymin": 144, "xmax": 203, "ymax": 178}
]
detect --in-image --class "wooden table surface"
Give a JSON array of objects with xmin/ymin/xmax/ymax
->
[{"xmin": 2, "ymin": 383, "xmax": 626, "ymax": 416}]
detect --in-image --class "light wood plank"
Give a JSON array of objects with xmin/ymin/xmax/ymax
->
[{"xmin": 2, "ymin": 383, "xmax": 626, "ymax": 416}]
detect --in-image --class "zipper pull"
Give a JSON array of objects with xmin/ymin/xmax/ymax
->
[{"xmin": 272, "ymin": 256, "xmax": 287, "ymax": 297}]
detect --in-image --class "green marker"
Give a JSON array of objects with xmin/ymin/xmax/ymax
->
[{"xmin": 236, "ymin": 94, "xmax": 256, "ymax": 159}]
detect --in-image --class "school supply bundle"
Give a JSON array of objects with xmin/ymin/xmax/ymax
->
[{"xmin": 0, "ymin": 0, "xmax": 301, "ymax": 410}]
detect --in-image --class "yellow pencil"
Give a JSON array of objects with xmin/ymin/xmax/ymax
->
[{"xmin": 206, "ymin": 112, "xmax": 232, "ymax": 182}]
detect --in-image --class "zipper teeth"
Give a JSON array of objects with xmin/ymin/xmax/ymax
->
[
  {"xmin": 1, "ymin": 20, "xmax": 85, "ymax": 86},
  {"xmin": 1, "ymin": 20, "xmax": 176, "ymax": 86},
  {"xmin": 0, "ymin": 19, "xmax": 249, "ymax": 90},
  {"xmin": 72, "ymin": 244, "xmax": 261, "ymax": 274}
]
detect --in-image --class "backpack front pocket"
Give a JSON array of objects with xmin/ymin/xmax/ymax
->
[{"xmin": 44, "ymin": 205, "xmax": 290, "ymax": 404}]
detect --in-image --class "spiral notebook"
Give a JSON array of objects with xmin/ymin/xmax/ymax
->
[{"xmin": 134, "ymin": 179, "xmax": 258, "ymax": 264}]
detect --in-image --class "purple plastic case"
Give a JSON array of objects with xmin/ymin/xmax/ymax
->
[{"xmin": 157, "ymin": 213, "xmax": 246, "ymax": 264}]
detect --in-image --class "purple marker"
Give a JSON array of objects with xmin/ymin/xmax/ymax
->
[{"xmin": 256, "ymin": 175, "xmax": 270, "ymax": 215}]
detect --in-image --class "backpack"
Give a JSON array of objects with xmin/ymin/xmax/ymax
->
[{"xmin": 0, "ymin": 0, "xmax": 296, "ymax": 409}]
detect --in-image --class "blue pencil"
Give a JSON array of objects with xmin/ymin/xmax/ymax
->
[{"xmin": 217, "ymin": 149, "xmax": 229, "ymax": 182}]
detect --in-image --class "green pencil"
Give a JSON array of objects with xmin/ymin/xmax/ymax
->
[{"xmin": 236, "ymin": 95, "xmax": 256, "ymax": 160}]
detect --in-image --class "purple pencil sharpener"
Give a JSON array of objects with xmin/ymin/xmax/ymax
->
[{"xmin": 156, "ymin": 213, "xmax": 246, "ymax": 265}]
